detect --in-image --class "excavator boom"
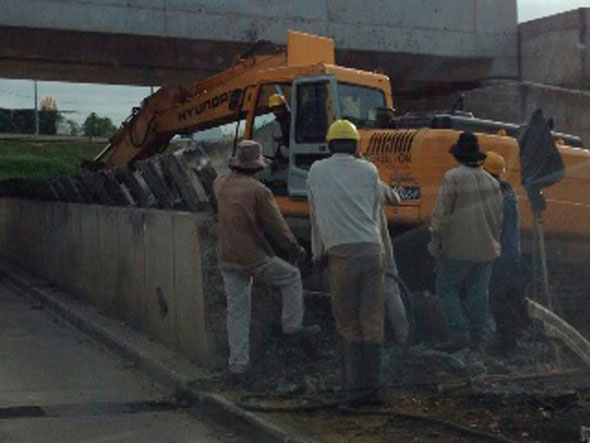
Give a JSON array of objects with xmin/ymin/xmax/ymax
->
[{"xmin": 88, "ymin": 31, "xmax": 336, "ymax": 170}]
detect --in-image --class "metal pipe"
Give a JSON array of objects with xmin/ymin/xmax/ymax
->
[
  {"xmin": 34, "ymin": 80, "xmax": 39, "ymax": 136},
  {"xmin": 536, "ymin": 213, "xmax": 551, "ymax": 309}
]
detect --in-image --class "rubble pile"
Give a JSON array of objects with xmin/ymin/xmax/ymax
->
[{"xmin": 222, "ymin": 263, "xmax": 590, "ymax": 442}]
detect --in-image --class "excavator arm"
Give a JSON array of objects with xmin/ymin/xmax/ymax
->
[
  {"xmin": 87, "ymin": 31, "xmax": 337, "ymax": 171},
  {"xmin": 87, "ymin": 52, "xmax": 287, "ymax": 170}
]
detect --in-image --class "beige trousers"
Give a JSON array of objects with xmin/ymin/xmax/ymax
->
[{"xmin": 328, "ymin": 253, "xmax": 385, "ymax": 343}]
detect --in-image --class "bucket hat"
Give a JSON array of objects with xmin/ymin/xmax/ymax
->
[{"xmin": 228, "ymin": 140, "xmax": 268, "ymax": 170}]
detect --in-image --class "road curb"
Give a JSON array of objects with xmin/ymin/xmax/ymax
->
[{"xmin": 0, "ymin": 264, "xmax": 316, "ymax": 443}]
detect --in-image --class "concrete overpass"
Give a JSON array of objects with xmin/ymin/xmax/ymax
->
[
  {"xmin": 519, "ymin": 8, "xmax": 590, "ymax": 89},
  {"xmin": 0, "ymin": 0, "xmax": 518, "ymax": 93}
]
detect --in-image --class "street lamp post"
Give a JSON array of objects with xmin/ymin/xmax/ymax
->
[{"xmin": 34, "ymin": 80, "xmax": 39, "ymax": 136}]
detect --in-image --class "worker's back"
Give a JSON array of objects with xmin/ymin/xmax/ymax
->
[
  {"xmin": 436, "ymin": 165, "xmax": 502, "ymax": 262},
  {"xmin": 214, "ymin": 173, "xmax": 274, "ymax": 267},
  {"xmin": 307, "ymin": 153, "xmax": 381, "ymax": 251}
]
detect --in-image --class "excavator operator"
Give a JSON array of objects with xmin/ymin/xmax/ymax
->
[{"xmin": 269, "ymin": 94, "xmax": 291, "ymax": 165}]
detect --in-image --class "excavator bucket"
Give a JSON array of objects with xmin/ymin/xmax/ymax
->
[{"xmin": 287, "ymin": 30, "xmax": 335, "ymax": 66}]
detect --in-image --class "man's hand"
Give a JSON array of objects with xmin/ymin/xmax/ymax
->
[
  {"xmin": 312, "ymin": 254, "xmax": 328, "ymax": 270},
  {"xmin": 427, "ymin": 239, "xmax": 442, "ymax": 259},
  {"xmin": 289, "ymin": 244, "xmax": 307, "ymax": 265}
]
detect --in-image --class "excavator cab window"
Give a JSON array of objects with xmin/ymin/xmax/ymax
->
[
  {"xmin": 295, "ymin": 82, "xmax": 329, "ymax": 143},
  {"xmin": 338, "ymin": 83, "xmax": 386, "ymax": 129},
  {"xmin": 288, "ymin": 75, "xmax": 339, "ymax": 198}
]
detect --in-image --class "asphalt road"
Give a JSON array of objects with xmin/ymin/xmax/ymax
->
[{"xmin": 0, "ymin": 276, "xmax": 250, "ymax": 443}]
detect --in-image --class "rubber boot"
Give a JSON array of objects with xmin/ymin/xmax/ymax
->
[
  {"xmin": 342, "ymin": 341, "xmax": 364, "ymax": 403},
  {"xmin": 434, "ymin": 331, "xmax": 470, "ymax": 353},
  {"xmin": 338, "ymin": 338, "xmax": 346, "ymax": 389},
  {"xmin": 470, "ymin": 330, "xmax": 484, "ymax": 353},
  {"xmin": 362, "ymin": 341, "xmax": 384, "ymax": 406}
]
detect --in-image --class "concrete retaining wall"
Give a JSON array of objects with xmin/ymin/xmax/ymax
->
[{"xmin": 0, "ymin": 198, "xmax": 223, "ymax": 367}]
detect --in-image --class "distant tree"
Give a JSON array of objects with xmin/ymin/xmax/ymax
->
[
  {"xmin": 65, "ymin": 119, "xmax": 81, "ymax": 136},
  {"xmin": 38, "ymin": 95, "xmax": 63, "ymax": 135},
  {"xmin": 83, "ymin": 112, "xmax": 116, "ymax": 137},
  {"xmin": 40, "ymin": 96, "xmax": 58, "ymax": 111}
]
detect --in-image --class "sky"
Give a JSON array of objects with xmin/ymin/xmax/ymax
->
[
  {"xmin": 518, "ymin": 0, "xmax": 590, "ymax": 21},
  {"xmin": 1, "ymin": 0, "xmax": 590, "ymax": 128}
]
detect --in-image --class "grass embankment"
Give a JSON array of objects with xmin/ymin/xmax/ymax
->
[{"xmin": 0, "ymin": 137, "xmax": 104, "ymax": 180}]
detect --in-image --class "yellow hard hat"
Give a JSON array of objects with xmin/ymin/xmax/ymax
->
[
  {"xmin": 326, "ymin": 119, "xmax": 360, "ymax": 142},
  {"xmin": 269, "ymin": 94, "xmax": 286, "ymax": 108},
  {"xmin": 483, "ymin": 151, "xmax": 506, "ymax": 175}
]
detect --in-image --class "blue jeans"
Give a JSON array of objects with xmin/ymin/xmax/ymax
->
[{"xmin": 435, "ymin": 258, "xmax": 493, "ymax": 340}]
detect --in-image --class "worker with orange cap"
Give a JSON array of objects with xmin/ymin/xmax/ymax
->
[{"xmin": 483, "ymin": 151, "xmax": 524, "ymax": 356}]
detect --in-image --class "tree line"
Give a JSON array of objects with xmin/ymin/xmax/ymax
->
[{"xmin": 0, "ymin": 96, "xmax": 117, "ymax": 137}]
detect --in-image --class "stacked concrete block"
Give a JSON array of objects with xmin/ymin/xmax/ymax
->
[{"xmin": 0, "ymin": 147, "xmax": 217, "ymax": 214}]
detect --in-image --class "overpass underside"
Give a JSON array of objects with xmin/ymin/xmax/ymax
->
[{"xmin": 0, "ymin": 25, "xmax": 492, "ymax": 95}]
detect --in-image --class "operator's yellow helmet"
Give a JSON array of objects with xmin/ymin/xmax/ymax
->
[
  {"xmin": 483, "ymin": 151, "xmax": 506, "ymax": 175},
  {"xmin": 269, "ymin": 94, "xmax": 287, "ymax": 108},
  {"xmin": 326, "ymin": 119, "xmax": 360, "ymax": 142}
]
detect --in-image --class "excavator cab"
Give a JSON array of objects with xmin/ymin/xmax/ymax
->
[
  {"xmin": 287, "ymin": 75, "xmax": 338, "ymax": 197},
  {"xmin": 251, "ymin": 74, "xmax": 388, "ymax": 198},
  {"xmin": 251, "ymin": 76, "xmax": 338, "ymax": 197}
]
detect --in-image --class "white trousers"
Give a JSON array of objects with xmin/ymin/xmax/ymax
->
[
  {"xmin": 220, "ymin": 256, "xmax": 304, "ymax": 373},
  {"xmin": 384, "ymin": 259, "xmax": 409, "ymax": 345}
]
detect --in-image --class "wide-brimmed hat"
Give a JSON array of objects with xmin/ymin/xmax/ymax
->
[
  {"xmin": 449, "ymin": 131, "xmax": 486, "ymax": 164},
  {"xmin": 228, "ymin": 140, "xmax": 268, "ymax": 170}
]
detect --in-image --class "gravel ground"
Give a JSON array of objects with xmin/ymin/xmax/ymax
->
[{"xmin": 216, "ymin": 259, "xmax": 590, "ymax": 442}]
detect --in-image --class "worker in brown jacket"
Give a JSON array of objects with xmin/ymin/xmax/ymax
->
[
  {"xmin": 214, "ymin": 140, "xmax": 317, "ymax": 381},
  {"xmin": 428, "ymin": 132, "xmax": 502, "ymax": 353}
]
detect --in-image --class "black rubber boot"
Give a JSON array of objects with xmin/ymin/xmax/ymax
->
[
  {"xmin": 362, "ymin": 341, "xmax": 384, "ymax": 405},
  {"xmin": 434, "ymin": 331, "xmax": 470, "ymax": 353},
  {"xmin": 342, "ymin": 341, "xmax": 364, "ymax": 401}
]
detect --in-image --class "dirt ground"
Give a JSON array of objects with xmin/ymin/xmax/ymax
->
[
  {"xmin": 200, "ymin": 308, "xmax": 590, "ymax": 443},
  {"xmin": 236, "ymin": 335, "xmax": 590, "ymax": 442},
  {"xmin": 196, "ymin": 258, "xmax": 590, "ymax": 442}
]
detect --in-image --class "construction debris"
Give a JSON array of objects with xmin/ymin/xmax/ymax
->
[{"xmin": 526, "ymin": 297, "xmax": 590, "ymax": 367}]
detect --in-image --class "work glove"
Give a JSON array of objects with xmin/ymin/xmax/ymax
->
[
  {"xmin": 312, "ymin": 254, "xmax": 328, "ymax": 271},
  {"xmin": 427, "ymin": 239, "xmax": 442, "ymax": 259}
]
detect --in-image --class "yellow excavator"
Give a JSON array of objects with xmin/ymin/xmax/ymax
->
[{"xmin": 88, "ymin": 30, "xmax": 590, "ymax": 263}]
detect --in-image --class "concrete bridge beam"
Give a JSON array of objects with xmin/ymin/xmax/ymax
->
[{"xmin": 0, "ymin": 0, "xmax": 518, "ymax": 93}]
